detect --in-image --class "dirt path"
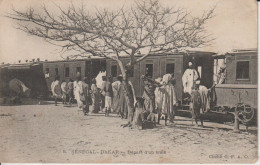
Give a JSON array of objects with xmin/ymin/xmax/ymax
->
[{"xmin": 0, "ymin": 100, "xmax": 258, "ymax": 163}]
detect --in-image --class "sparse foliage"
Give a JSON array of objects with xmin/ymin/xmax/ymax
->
[{"xmin": 7, "ymin": 0, "xmax": 215, "ymax": 126}]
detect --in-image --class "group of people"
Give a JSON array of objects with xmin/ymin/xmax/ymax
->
[
  {"xmin": 140, "ymin": 73, "xmax": 177, "ymax": 126},
  {"xmin": 50, "ymin": 72, "xmax": 136, "ymax": 117},
  {"xmin": 139, "ymin": 61, "xmax": 203, "ymax": 125},
  {"xmin": 50, "ymin": 61, "xmax": 211, "ymax": 127},
  {"xmin": 103, "ymin": 74, "xmax": 136, "ymax": 119},
  {"xmin": 51, "ymin": 73, "xmax": 92, "ymax": 115}
]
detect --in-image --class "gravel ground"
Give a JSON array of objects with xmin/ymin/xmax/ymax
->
[{"xmin": 0, "ymin": 99, "xmax": 258, "ymax": 163}]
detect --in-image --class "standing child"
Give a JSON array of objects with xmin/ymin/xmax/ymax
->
[
  {"xmin": 104, "ymin": 76, "xmax": 113, "ymax": 117},
  {"xmin": 67, "ymin": 79, "xmax": 74, "ymax": 105}
]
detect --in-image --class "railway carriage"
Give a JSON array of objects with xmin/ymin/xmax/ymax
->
[
  {"xmin": 43, "ymin": 58, "xmax": 106, "ymax": 91},
  {"xmin": 106, "ymin": 49, "xmax": 257, "ymax": 125},
  {"xmin": 214, "ymin": 49, "xmax": 257, "ymax": 124},
  {"xmin": 0, "ymin": 48, "xmax": 257, "ymax": 125},
  {"xmin": 106, "ymin": 51, "xmax": 215, "ymax": 100},
  {"xmin": 0, "ymin": 62, "xmax": 48, "ymax": 99}
]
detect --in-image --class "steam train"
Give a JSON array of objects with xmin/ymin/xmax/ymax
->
[{"xmin": 0, "ymin": 49, "xmax": 257, "ymax": 124}]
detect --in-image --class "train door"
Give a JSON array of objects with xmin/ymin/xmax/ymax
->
[
  {"xmin": 109, "ymin": 61, "xmax": 118, "ymax": 82},
  {"xmin": 139, "ymin": 57, "xmax": 160, "ymax": 97},
  {"xmin": 160, "ymin": 55, "xmax": 183, "ymax": 101},
  {"xmin": 194, "ymin": 56, "xmax": 214, "ymax": 88},
  {"xmin": 89, "ymin": 60, "xmax": 106, "ymax": 78}
]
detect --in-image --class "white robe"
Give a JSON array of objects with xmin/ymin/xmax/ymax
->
[
  {"xmin": 182, "ymin": 68, "xmax": 199, "ymax": 94},
  {"xmin": 74, "ymin": 80, "xmax": 84, "ymax": 108},
  {"xmin": 161, "ymin": 74, "xmax": 177, "ymax": 115},
  {"xmin": 155, "ymin": 87, "xmax": 163, "ymax": 113},
  {"xmin": 95, "ymin": 71, "xmax": 106, "ymax": 89},
  {"xmin": 51, "ymin": 80, "xmax": 61, "ymax": 97},
  {"xmin": 61, "ymin": 82, "xmax": 68, "ymax": 93}
]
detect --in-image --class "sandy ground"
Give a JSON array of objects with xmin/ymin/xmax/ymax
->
[{"xmin": 0, "ymin": 99, "xmax": 258, "ymax": 163}]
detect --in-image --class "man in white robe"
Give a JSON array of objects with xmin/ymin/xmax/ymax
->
[
  {"xmin": 112, "ymin": 75, "xmax": 122, "ymax": 114},
  {"xmin": 51, "ymin": 76, "xmax": 62, "ymax": 106},
  {"xmin": 61, "ymin": 80, "xmax": 68, "ymax": 105},
  {"xmin": 161, "ymin": 74, "xmax": 177, "ymax": 124},
  {"xmin": 74, "ymin": 72, "xmax": 84, "ymax": 109},
  {"xmin": 182, "ymin": 62, "xmax": 200, "ymax": 95}
]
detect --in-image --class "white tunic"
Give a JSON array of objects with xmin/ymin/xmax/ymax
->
[
  {"xmin": 182, "ymin": 68, "xmax": 199, "ymax": 94},
  {"xmin": 51, "ymin": 80, "xmax": 61, "ymax": 97},
  {"xmin": 74, "ymin": 80, "xmax": 84, "ymax": 108}
]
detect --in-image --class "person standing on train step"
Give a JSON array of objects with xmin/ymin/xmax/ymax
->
[
  {"xmin": 61, "ymin": 80, "xmax": 68, "ymax": 105},
  {"xmin": 182, "ymin": 62, "xmax": 200, "ymax": 95},
  {"xmin": 112, "ymin": 75, "xmax": 122, "ymax": 116},
  {"xmin": 82, "ymin": 77, "xmax": 90, "ymax": 116},
  {"xmin": 100, "ymin": 76, "xmax": 106, "ymax": 111},
  {"xmin": 51, "ymin": 75, "xmax": 62, "ymax": 106},
  {"xmin": 104, "ymin": 76, "xmax": 113, "ymax": 117},
  {"xmin": 91, "ymin": 78, "xmax": 101, "ymax": 113},
  {"xmin": 67, "ymin": 79, "xmax": 74, "ymax": 105}
]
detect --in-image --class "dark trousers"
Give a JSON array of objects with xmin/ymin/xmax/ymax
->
[
  {"xmin": 101, "ymin": 95, "xmax": 105, "ymax": 109},
  {"xmin": 83, "ymin": 100, "xmax": 89, "ymax": 115},
  {"xmin": 54, "ymin": 97, "xmax": 58, "ymax": 105}
]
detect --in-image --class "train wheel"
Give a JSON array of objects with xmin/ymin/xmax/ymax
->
[{"xmin": 236, "ymin": 103, "xmax": 255, "ymax": 124}]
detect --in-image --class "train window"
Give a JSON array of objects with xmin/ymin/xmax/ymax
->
[
  {"xmin": 111, "ymin": 65, "xmax": 117, "ymax": 77},
  {"xmin": 236, "ymin": 61, "xmax": 249, "ymax": 80},
  {"xmin": 145, "ymin": 64, "xmax": 153, "ymax": 78},
  {"xmin": 45, "ymin": 68, "xmax": 49, "ymax": 73},
  {"xmin": 55, "ymin": 68, "xmax": 58, "ymax": 75},
  {"xmin": 128, "ymin": 66, "xmax": 134, "ymax": 77},
  {"xmin": 65, "ymin": 67, "xmax": 70, "ymax": 77},
  {"xmin": 76, "ymin": 67, "xmax": 81, "ymax": 74},
  {"xmin": 166, "ymin": 63, "xmax": 175, "ymax": 75},
  {"xmin": 45, "ymin": 68, "xmax": 50, "ymax": 78}
]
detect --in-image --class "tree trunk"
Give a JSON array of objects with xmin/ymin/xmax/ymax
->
[{"xmin": 117, "ymin": 60, "xmax": 135, "ymax": 127}]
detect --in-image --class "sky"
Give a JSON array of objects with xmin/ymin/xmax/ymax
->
[{"xmin": 0, "ymin": 0, "xmax": 257, "ymax": 63}]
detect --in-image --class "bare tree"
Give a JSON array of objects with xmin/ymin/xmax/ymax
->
[{"xmin": 7, "ymin": 0, "xmax": 214, "ymax": 127}]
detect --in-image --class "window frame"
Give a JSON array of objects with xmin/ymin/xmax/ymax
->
[
  {"xmin": 55, "ymin": 68, "xmax": 59, "ymax": 75},
  {"xmin": 76, "ymin": 67, "xmax": 81, "ymax": 74},
  {"xmin": 45, "ymin": 68, "xmax": 49, "ymax": 73},
  {"xmin": 235, "ymin": 60, "xmax": 250, "ymax": 81},
  {"xmin": 145, "ymin": 63, "xmax": 154, "ymax": 78},
  {"xmin": 111, "ymin": 65, "xmax": 117, "ymax": 77},
  {"xmin": 65, "ymin": 67, "xmax": 70, "ymax": 77},
  {"xmin": 165, "ymin": 63, "xmax": 175, "ymax": 76}
]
